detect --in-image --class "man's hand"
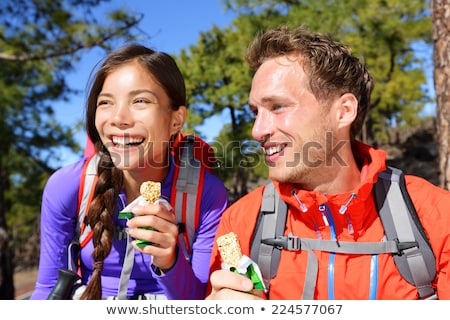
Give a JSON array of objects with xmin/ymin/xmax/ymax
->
[{"xmin": 206, "ymin": 269, "xmax": 265, "ymax": 300}]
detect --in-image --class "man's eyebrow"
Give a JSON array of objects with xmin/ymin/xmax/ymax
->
[{"xmin": 249, "ymin": 95, "xmax": 284, "ymax": 106}]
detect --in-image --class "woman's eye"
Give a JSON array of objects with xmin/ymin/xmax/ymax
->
[
  {"xmin": 96, "ymin": 100, "xmax": 111, "ymax": 108},
  {"xmin": 134, "ymin": 98, "xmax": 157, "ymax": 105}
]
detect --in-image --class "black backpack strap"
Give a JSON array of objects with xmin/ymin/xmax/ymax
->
[
  {"xmin": 374, "ymin": 166, "xmax": 437, "ymax": 299},
  {"xmin": 250, "ymin": 181, "xmax": 287, "ymax": 290}
]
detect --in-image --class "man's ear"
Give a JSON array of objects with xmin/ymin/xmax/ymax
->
[
  {"xmin": 170, "ymin": 105, "xmax": 187, "ymax": 135},
  {"xmin": 336, "ymin": 93, "xmax": 358, "ymax": 128}
]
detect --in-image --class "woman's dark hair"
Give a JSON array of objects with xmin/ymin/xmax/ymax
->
[{"xmin": 81, "ymin": 44, "xmax": 186, "ymax": 299}]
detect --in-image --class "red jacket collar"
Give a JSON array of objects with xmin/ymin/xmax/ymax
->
[{"xmin": 274, "ymin": 141, "xmax": 387, "ymax": 209}]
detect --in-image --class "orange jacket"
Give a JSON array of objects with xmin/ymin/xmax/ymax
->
[{"xmin": 208, "ymin": 142, "xmax": 450, "ymax": 299}]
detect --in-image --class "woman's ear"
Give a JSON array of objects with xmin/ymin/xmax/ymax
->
[
  {"xmin": 170, "ymin": 105, "xmax": 187, "ymax": 135},
  {"xmin": 336, "ymin": 93, "xmax": 358, "ymax": 128}
]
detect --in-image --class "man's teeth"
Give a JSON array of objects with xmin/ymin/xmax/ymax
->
[{"xmin": 265, "ymin": 145, "xmax": 283, "ymax": 156}]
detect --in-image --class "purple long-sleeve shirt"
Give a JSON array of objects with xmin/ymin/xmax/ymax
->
[{"xmin": 30, "ymin": 154, "xmax": 228, "ymax": 300}]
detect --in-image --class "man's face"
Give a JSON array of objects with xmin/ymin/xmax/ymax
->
[{"xmin": 249, "ymin": 55, "xmax": 339, "ymax": 185}]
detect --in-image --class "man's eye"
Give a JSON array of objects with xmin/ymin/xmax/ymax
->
[{"xmin": 272, "ymin": 104, "xmax": 284, "ymax": 111}]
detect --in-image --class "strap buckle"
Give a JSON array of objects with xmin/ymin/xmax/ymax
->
[
  {"xmin": 261, "ymin": 233, "xmax": 301, "ymax": 251},
  {"xmin": 395, "ymin": 238, "xmax": 419, "ymax": 255}
]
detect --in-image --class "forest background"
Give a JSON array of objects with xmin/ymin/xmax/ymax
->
[{"xmin": 0, "ymin": 0, "xmax": 449, "ymax": 299}]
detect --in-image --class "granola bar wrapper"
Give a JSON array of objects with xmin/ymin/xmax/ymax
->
[
  {"xmin": 118, "ymin": 196, "xmax": 172, "ymax": 219},
  {"xmin": 217, "ymin": 232, "xmax": 266, "ymax": 292},
  {"xmin": 221, "ymin": 255, "xmax": 267, "ymax": 292},
  {"xmin": 118, "ymin": 193, "xmax": 173, "ymax": 247}
]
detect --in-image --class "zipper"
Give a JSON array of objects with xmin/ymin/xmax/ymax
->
[{"xmin": 291, "ymin": 189, "xmax": 308, "ymax": 212}]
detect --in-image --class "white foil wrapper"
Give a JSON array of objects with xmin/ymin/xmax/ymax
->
[{"xmin": 221, "ymin": 254, "xmax": 267, "ymax": 292}]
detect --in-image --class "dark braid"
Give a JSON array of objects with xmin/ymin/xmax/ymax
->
[{"xmin": 80, "ymin": 152, "xmax": 123, "ymax": 299}]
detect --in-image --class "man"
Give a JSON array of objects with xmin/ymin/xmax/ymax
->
[{"xmin": 206, "ymin": 25, "xmax": 450, "ymax": 299}]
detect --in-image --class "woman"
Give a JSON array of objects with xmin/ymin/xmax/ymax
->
[{"xmin": 30, "ymin": 44, "xmax": 229, "ymax": 300}]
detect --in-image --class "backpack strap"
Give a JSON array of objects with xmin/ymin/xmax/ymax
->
[
  {"xmin": 253, "ymin": 168, "xmax": 437, "ymax": 299},
  {"xmin": 62, "ymin": 154, "xmax": 99, "ymax": 281},
  {"xmin": 252, "ymin": 182, "xmax": 403, "ymax": 299},
  {"xmin": 171, "ymin": 134, "xmax": 203, "ymax": 261},
  {"xmin": 68, "ymin": 152, "xmax": 101, "ymax": 274},
  {"xmin": 117, "ymin": 232, "xmax": 134, "ymax": 299},
  {"xmin": 250, "ymin": 181, "xmax": 287, "ymax": 290},
  {"xmin": 76, "ymin": 153, "xmax": 100, "ymax": 248},
  {"xmin": 373, "ymin": 166, "xmax": 436, "ymax": 299}
]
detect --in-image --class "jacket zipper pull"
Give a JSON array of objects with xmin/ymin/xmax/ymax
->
[
  {"xmin": 318, "ymin": 205, "xmax": 329, "ymax": 226},
  {"xmin": 339, "ymin": 193, "xmax": 356, "ymax": 214},
  {"xmin": 291, "ymin": 190, "xmax": 308, "ymax": 212}
]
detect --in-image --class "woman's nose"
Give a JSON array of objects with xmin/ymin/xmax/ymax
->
[{"xmin": 111, "ymin": 102, "xmax": 133, "ymax": 127}]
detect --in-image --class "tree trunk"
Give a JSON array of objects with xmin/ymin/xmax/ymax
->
[
  {"xmin": 0, "ymin": 226, "xmax": 14, "ymax": 299},
  {"xmin": 0, "ymin": 141, "xmax": 14, "ymax": 298},
  {"xmin": 431, "ymin": 0, "xmax": 450, "ymax": 190}
]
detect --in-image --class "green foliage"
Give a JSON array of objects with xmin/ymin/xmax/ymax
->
[
  {"xmin": 178, "ymin": 25, "xmax": 253, "ymax": 122},
  {"xmin": 176, "ymin": 19, "xmax": 269, "ymax": 196},
  {"xmin": 0, "ymin": 0, "xmax": 142, "ymax": 269},
  {"xmin": 1, "ymin": 0, "xmax": 434, "ymax": 272},
  {"xmin": 177, "ymin": 0, "xmax": 432, "ymax": 190},
  {"xmin": 211, "ymin": 121, "xmax": 267, "ymax": 200}
]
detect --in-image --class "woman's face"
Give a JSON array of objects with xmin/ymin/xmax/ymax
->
[{"xmin": 95, "ymin": 61, "xmax": 185, "ymax": 175}]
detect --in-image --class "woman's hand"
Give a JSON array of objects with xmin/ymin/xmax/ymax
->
[
  {"xmin": 206, "ymin": 269, "xmax": 265, "ymax": 300},
  {"xmin": 127, "ymin": 200, "xmax": 178, "ymax": 271}
]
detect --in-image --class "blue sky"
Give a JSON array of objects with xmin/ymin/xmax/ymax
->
[{"xmin": 55, "ymin": 0, "xmax": 235, "ymax": 166}]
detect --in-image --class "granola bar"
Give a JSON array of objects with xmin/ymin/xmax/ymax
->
[
  {"xmin": 140, "ymin": 181, "xmax": 161, "ymax": 204},
  {"xmin": 217, "ymin": 232, "xmax": 243, "ymax": 268}
]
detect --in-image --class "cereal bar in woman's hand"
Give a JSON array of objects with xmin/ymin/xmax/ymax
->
[{"xmin": 119, "ymin": 181, "xmax": 172, "ymax": 247}]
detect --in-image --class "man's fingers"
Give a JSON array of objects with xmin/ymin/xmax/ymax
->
[
  {"xmin": 206, "ymin": 288, "xmax": 256, "ymax": 300},
  {"xmin": 210, "ymin": 269, "xmax": 254, "ymax": 292}
]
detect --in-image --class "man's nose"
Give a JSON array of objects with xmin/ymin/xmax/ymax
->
[{"xmin": 252, "ymin": 111, "xmax": 272, "ymax": 141}]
